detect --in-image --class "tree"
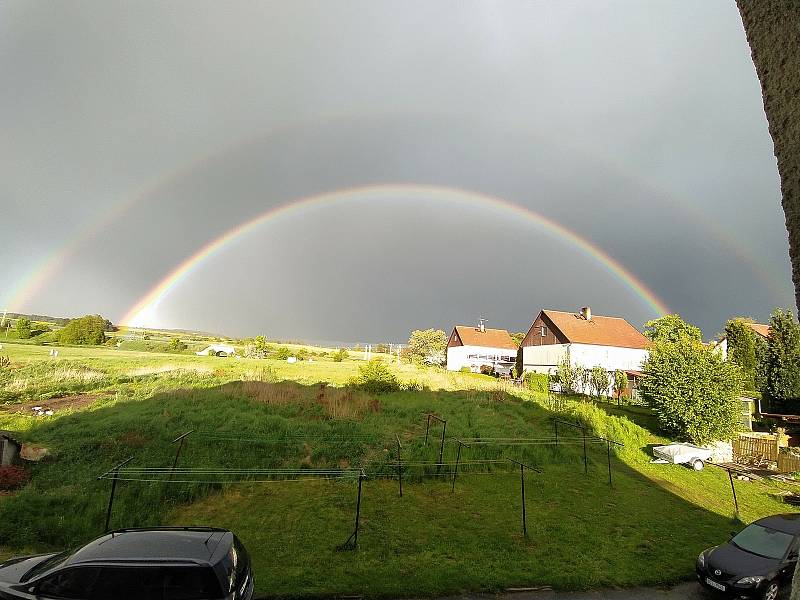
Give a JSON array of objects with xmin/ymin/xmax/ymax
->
[
  {"xmin": 15, "ymin": 318, "xmax": 32, "ymax": 339},
  {"xmin": 555, "ymin": 357, "xmax": 578, "ymax": 394},
  {"xmin": 407, "ymin": 329, "xmax": 447, "ymax": 364},
  {"xmin": 590, "ymin": 366, "xmax": 610, "ymax": 399},
  {"xmin": 168, "ymin": 338, "xmax": 187, "ymax": 352},
  {"xmin": 613, "ymin": 370, "xmax": 628, "ymax": 406},
  {"xmin": 644, "ymin": 314, "xmax": 702, "ymax": 344},
  {"xmin": 332, "ymin": 348, "xmax": 348, "ymax": 362},
  {"xmin": 765, "ymin": 309, "xmax": 800, "ymax": 404},
  {"xmin": 724, "ymin": 318, "xmax": 758, "ymax": 390},
  {"xmin": 56, "ymin": 315, "xmax": 108, "ymax": 345},
  {"xmin": 640, "ymin": 335, "xmax": 744, "ymax": 444},
  {"xmin": 578, "ymin": 367, "xmax": 591, "ymax": 396},
  {"xmin": 510, "ymin": 332, "xmax": 525, "ymax": 347}
]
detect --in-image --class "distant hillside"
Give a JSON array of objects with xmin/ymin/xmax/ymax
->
[{"xmin": 2, "ymin": 312, "xmax": 71, "ymax": 326}]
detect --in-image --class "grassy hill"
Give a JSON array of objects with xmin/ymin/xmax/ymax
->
[{"xmin": 0, "ymin": 341, "xmax": 796, "ymax": 597}]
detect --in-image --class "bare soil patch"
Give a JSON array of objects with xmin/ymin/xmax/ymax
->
[{"xmin": 0, "ymin": 393, "xmax": 108, "ymax": 414}]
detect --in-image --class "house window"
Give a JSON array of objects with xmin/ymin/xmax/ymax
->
[{"xmin": 541, "ymin": 326, "xmax": 547, "ymax": 337}]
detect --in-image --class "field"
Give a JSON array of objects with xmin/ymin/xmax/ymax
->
[{"xmin": 0, "ymin": 341, "xmax": 797, "ymax": 597}]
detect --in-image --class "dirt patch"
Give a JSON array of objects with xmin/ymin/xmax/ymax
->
[{"xmin": 0, "ymin": 393, "xmax": 108, "ymax": 414}]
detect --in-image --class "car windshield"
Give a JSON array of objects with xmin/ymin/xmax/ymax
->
[
  {"xmin": 732, "ymin": 524, "xmax": 794, "ymax": 560},
  {"xmin": 21, "ymin": 551, "xmax": 71, "ymax": 582}
]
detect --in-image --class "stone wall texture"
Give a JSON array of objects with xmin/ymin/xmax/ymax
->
[{"xmin": 737, "ymin": 1, "xmax": 800, "ymax": 311}]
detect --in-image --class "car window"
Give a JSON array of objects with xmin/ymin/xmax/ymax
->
[
  {"xmin": 732, "ymin": 524, "xmax": 794, "ymax": 560},
  {"xmin": 163, "ymin": 566, "xmax": 222, "ymax": 600},
  {"xmin": 22, "ymin": 551, "xmax": 71, "ymax": 582},
  {"xmin": 37, "ymin": 567, "xmax": 100, "ymax": 599},
  {"xmin": 91, "ymin": 566, "xmax": 162, "ymax": 600}
]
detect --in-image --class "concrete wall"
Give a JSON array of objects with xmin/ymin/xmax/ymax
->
[{"xmin": 737, "ymin": 2, "xmax": 800, "ymax": 311}]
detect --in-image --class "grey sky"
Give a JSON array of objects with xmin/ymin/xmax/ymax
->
[{"xmin": 0, "ymin": 1, "xmax": 792, "ymax": 343}]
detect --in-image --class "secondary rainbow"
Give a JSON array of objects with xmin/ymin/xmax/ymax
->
[{"xmin": 119, "ymin": 184, "xmax": 670, "ymax": 327}]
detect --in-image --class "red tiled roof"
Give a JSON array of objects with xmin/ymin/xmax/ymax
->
[
  {"xmin": 542, "ymin": 310, "xmax": 649, "ymax": 349},
  {"xmin": 453, "ymin": 326, "xmax": 517, "ymax": 350},
  {"xmin": 747, "ymin": 323, "xmax": 771, "ymax": 339}
]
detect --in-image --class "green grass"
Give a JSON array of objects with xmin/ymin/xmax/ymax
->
[{"xmin": 0, "ymin": 342, "xmax": 796, "ymax": 597}]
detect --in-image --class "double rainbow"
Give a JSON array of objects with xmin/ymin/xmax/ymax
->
[{"xmin": 119, "ymin": 184, "xmax": 670, "ymax": 327}]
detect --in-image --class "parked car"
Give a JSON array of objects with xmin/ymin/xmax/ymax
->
[
  {"xmin": 0, "ymin": 527, "xmax": 253, "ymax": 600},
  {"xmin": 696, "ymin": 514, "xmax": 800, "ymax": 599}
]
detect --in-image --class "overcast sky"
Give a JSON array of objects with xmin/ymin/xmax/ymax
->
[{"xmin": 0, "ymin": 1, "xmax": 792, "ymax": 343}]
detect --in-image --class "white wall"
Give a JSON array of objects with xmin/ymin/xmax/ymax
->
[
  {"xmin": 522, "ymin": 343, "xmax": 648, "ymax": 395},
  {"xmin": 446, "ymin": 345, "xmax": 516, "ymax": 375}
]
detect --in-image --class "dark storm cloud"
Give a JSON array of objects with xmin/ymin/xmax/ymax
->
[{"xmin": 0, "ymin": 0, "xmax": 792, "ymax": 341}]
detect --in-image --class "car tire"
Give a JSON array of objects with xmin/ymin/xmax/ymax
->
[
  {"xmin": 762, "ymin": 580, "xmax": 779, "ymax": 600},
  {"xmin": 691, "ymin": 459, "xmax": 704, "ymax": 471}
]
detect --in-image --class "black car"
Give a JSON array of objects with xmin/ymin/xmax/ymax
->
[
  {"xmin": 696, "ymin": 514, "xmax": 800, "ymax": 600},
  {"xmin": 0, "ymin": 527, "xmax": 253, "ymax": 600}
]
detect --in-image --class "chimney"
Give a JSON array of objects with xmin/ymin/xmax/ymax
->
[
  {"xmin": 478, "ymin": 317, "xmax": 486, "ymax": 333},
  {"xmin": 580, "ymin": 306, "xmax": 592, "ymax": 321}
]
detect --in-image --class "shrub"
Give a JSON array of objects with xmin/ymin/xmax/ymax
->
[
  {"xmin": 479, "ymin": 365, "xmax": 495, "ymax": 376},
  {"xmin": 167, "ymin": 338, "xmax": 188, "ymax": 352},
  {"xmin": 15, "ymin": 318, "xmax": 32, "ymax": 339},
  {"xmin": 403, "ymin": 380, "xmax": 423, "ymax": 392},
  {"xmin": 274, "ymin": 347, "xmax": 292, "ymax": 360},
  {"xmin": 524, "ymin": 372, "xmax": 549, "ymax": 394},
  {"xmin": 459, "ymin": 366, "xmax": 471, "ymax": 373},
  {"xmin": 0, "ymin": 355, "xmax": 10, "ymax": 369},
  {"xmin": 348, "ymin": 359, "xmax": 401, "ymax": 394},
  {"xmin": 57, "ymin": 315, "xmax": 108, "ymax": 345},
  {"xmin": 0, "ymin": 466, "xmax": 30, "ymax": 491},
  {"xmin": 332, "ymin": 348, "xmax": 348, "ymax": 362}
]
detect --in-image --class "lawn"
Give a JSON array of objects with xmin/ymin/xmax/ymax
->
[{"xmin": 0, "ymin": 340, "xmax": 796, "ymax": 597}]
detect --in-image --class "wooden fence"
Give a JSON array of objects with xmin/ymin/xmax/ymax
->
[
  {"xmin": 778, "ymin": 452, "xmax": 800, "ymax": 474},
  {"xmin": 733, "ymin": 435, "xmax": 779, "ymax": 462}
]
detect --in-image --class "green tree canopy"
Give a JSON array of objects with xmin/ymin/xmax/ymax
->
[
  {"xmin": 510, "ymin": 332, "xmax": 525, "ymax": 347},
  {"xmin": 15, "ymin": 318, "xmax": 32, "ymax": 339},
  {"xmin": 167, "ymin": 338, "xmax": 187, "ymax": 352},
  {"xmin": 765, "ymin": 309, "xmax": 800, "ymax": 403},
  {"xmin": 407, "ymin": 329, "xmax": 447, "ymax": 363},
  {"xmin": 640, "ymin": 336, "xmax": 743, "ymax": 444},
  {"xmin": 56, "ymin": 315, "xmax": 109, "ymax": 345},
  {"xmin": 644, "ymin": 314, "xmax": 702, "ymax": 344},
  {"xmin": 724, "ymin": 318, "xmax": 758, "ymax": 391}
]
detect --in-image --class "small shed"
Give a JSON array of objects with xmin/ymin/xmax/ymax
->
[
  {"xmin": 196, "ymin": 344, "xmax": 236, "ymax": 357},
  {"xmin": 0, "ymin": 431, "xmax": 22, "ymax": 466}
]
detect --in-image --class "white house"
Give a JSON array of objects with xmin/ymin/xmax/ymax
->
[
  {"xmin": 520, "ymin": 307, "xmax": 649, "ymax": 395},
  {"xmin": 713, "ymin": 322, "xmax": 770, "ymax": 361},
  {"xmin": 196, "ymin": 343, "xmax": 236, "ymax": 357},
  {"xmin": 446, "ymin": 321, "xmax": 517, "ymax": 375}
]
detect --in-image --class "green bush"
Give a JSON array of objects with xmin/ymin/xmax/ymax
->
[
  {"xmin": 167, "ymin": 338, "xmax": 188, "ymax": 352},
  {"xmin": 479, "ymin": 365, "xmax": 495, "ymax": 376},
  {"xmin": 274, "ymin": 347, "xmax": 292, "ymax": 360},
  {"xmin": 459, "ymin": 366, "xmax": 471, "ymax": 373},
  {"xmin": 332, "ymin": 348, "xmax": 348, "ymax": 362},
  {"xmin": 524, "ymin": 372, "xmax": 549, "ymax": 394},
  {"xmin": 348, "ymin": 359, "xmax": 401, "ymax": 394},
  {"xmin": 57, "ymin": 315, "xmax": 108, "ymax": 345}
]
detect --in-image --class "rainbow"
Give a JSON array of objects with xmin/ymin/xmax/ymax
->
[
  {"xmin": 7, "ymin": 118, "xmax": 792, "ymax": 314},
  {"xmin": 119, "ymin": 184, "xmax": 670, "ymax": 327}
]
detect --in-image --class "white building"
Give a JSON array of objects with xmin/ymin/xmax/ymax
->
[
  {"xmin": 712, "ymin": 322, "xmax": 770, "ymax": 361},
  {"xmin": 196, "ymin": 343, "xmax": 236, "ymax": 357},
  {"xmin": 446, "ymin": 321, "xmax": 517, "ymax": 376},
  {"xmin": 520, "ymin": 307, "xmax": 649, "ymax": 396}
]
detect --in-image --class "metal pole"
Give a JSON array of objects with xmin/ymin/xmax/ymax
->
[
  {"xmin": 171, "ymin": 438, "xmax": 186, "ymax": 481},
  {"xmin": 396, "ymin": 434, "xmax": 403, "ymax": 498},
  {"xmin": 353, "ymin": 472, "xmax": 364, "ymax": 548},
  {"xmin": 438, "ymin": 420, "xmax": 447, "ymax": 466},
  {"xmin": 425, "ymin": 415, "xmax": 431, "ymax": 445},
  {"xmin": 520, "ymin": 463, "xmax": 527, "ymax": 536},
  {"xmin": 104, "ymin": 471, "xmax": 119, "ymax": 533},
  {"xmin": 607, "ymin": 440, "xmax": 612, "ymax": 487},
  {"xmin": 554, "ymin": 420, "xmax": 559, "ymax": 446},
  {"xmin": 452, "ymin": 442, "xmax": 463, "ymax": 493},
  {"xmin": 582, "ymin": 427, "xmax": 588, "ymax": 475},
  {"xmin": 728, "ymin": 469, "xmax": 739, "ymax": 515}
]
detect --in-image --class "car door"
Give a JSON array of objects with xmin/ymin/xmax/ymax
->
[{"xmin": 780, "ymin": 537, "xmax": 800, "ymax": 582}]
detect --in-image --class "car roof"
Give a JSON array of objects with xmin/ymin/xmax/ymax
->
[
  {"xmin": 754, "ymin": 514, "xmax": 800, "ymax": 535},
  {"xmin": 63, "ymin": 528, "xmax": 230, "ymax": 567}
]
